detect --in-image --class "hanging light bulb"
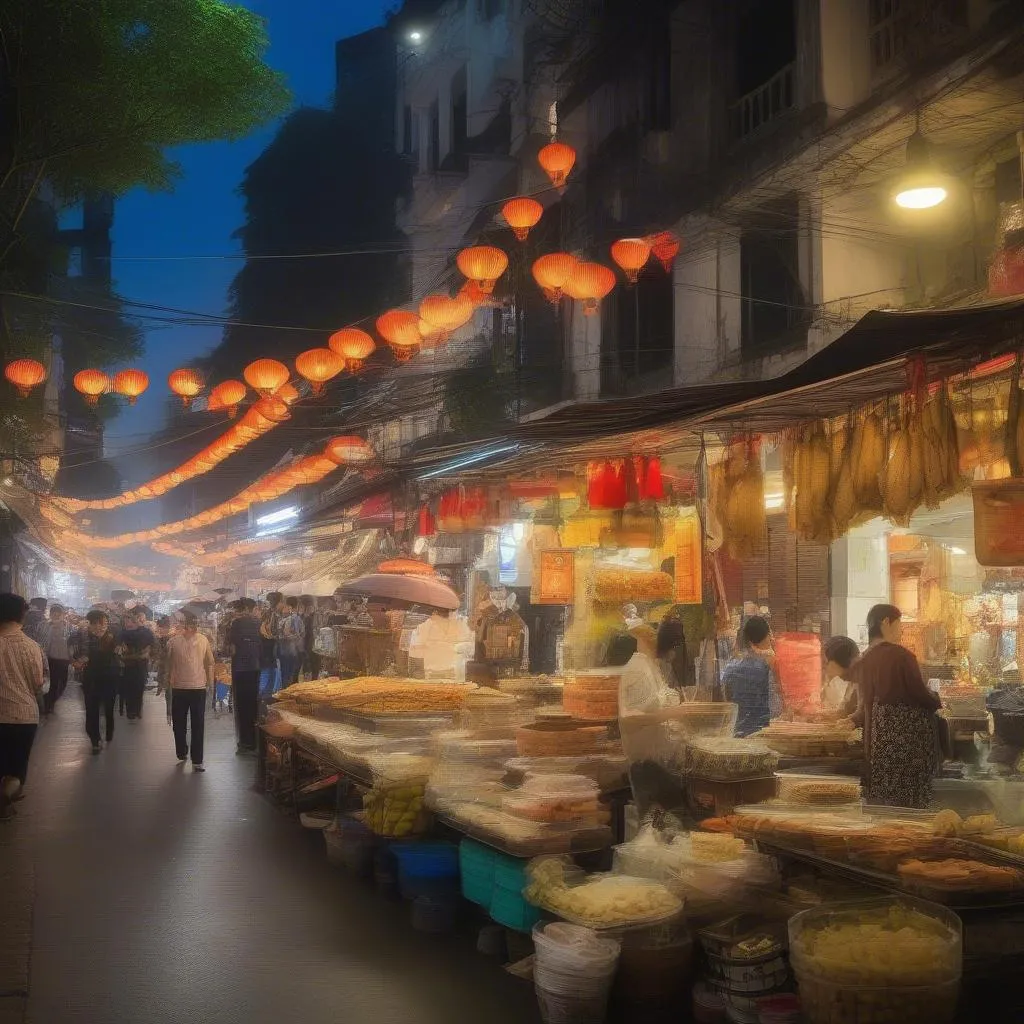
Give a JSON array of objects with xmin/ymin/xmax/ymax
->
[{"xmin": 893, "ymin": 130, "xmax": 948, "ymax": 210}]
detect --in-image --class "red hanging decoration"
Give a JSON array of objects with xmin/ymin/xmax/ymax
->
[
  {"xmin": 645, "ymin": 457, "xmax": 665, "ymax": 501},
  {"xmin": 417, "ymin": 504, "xmax": 436, "ymax": 537},
  {"xmin": 626, "ymin": 457, "xmax": 642, "ymax": 504}
]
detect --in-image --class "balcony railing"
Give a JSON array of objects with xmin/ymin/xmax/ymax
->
[
  {"xmin": 869, "ymin": 0, "xmax": 968, "ymax": 73},
  {"xmin": 730, "ymin": 63, "xmax": 795, "ymax": 143}
]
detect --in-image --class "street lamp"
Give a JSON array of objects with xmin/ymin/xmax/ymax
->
[{"xmin": 893, "ymin": 130, "xmax": 947, "ymax": 210}]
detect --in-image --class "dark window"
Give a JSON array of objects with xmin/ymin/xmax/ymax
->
[
  {"xmin": 740, "ymin": 194, "xmax": 809, "ymax": 355},
  {"xmin": 428, "ymin": 98, "xmax": 440, "ymax": 172},
  {"xmin": 995, "ymin": 155, "xmax": 1022, "ymax": 206},
  {"xmin": 451, "ymin": 66, "xmax": 468, "ymax": 158},
  {"xmin": 402, "ymin": 105, "xmax": 413, "ymax": 156},
  {"xmin": 480, "ymin": 0, "xmax": 506, "ymax": 20},
  {"xmin": 645, "ymin": 9, "xmax": 672, "ymax": 131},
  {"xmin": 736, "ymin": 0, "xmax": 796, "ymax": 96},
  {"xmin": 610, "ymin": 264, "xmax": 675, "ymax": 382}
]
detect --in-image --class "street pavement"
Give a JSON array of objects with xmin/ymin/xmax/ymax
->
[{"xmin": 0, "ymin": 685, "xmax": 539, "ymax": 1024}]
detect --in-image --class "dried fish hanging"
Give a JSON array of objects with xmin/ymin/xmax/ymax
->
[{"xmin": 713, "ymin": 436, "xmax": 767, "ymax": 561}]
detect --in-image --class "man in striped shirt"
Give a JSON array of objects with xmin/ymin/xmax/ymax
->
[{"xmin": 167, "ymin": 612, "xmax": 215, "ymax": 772}]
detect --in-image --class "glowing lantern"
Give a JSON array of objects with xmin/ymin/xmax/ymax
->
[
  {"xmin": 328, "ymin": 328, "xmax": 376, "ymax": 371},
  {"xmin": 168, "ymin": 368, "xmax": 203, "ymax": 407},
  {"xmin": 208, "ymin": 380, "xmax": 246, "ymax": 417},
  {"xmin": 418, "ymin": 292, "xmax": 474, "ymax": 343},
  {"xmin": 254, "ymin": 396, "xmax": 291, "ymax": 423},
  {"xmin": 5, "ymin": 358, "xmax": 47, "ymax": 398},
  {"xmin": 502, "ymin": 197, "xmax": 543, "ymax": 241},
  {"xmin": 565, "ymin": 262, "xmax": 616, "ymax": 315},
  {"xmin": 456, "ymin": 246, "xmax": 508, "ymax": 294},
  {"xmin": 649, "ymin": 231, "xmax": 680, "ymax": 273},
  {"xmin": 276, "ymin": 381, "xmax": 299, "ymax": 405},
  {"xmin": 74, "ymin": 369, "xmax": 110, "ymax": 406},
  {"xmin": 538, "ymin": 141, "xmax": 576, "ymax": 190},
  {"xmin": 610, "ymin": 238, "xmax": 652, "ymax": 283},
  {"xmin": 376, "ymin": 309, "xmax": 421, "ymax": 361},
  {"xmin": 295, "ymin": 347, "xmax": 344, "ymax": 396},
  {"xmin": 243, "ymin": 358, "xmax": 289, "ymax": 397},
  {"xmin": 325, "ymin": 435, "xmax": 373, "ymax": 465},
  {"xmin": 532, "ymin": 253, "xmax": 578, "ymax": 304},
  {"xmin": 112, "ymin": 368, "xmax": 149, "ymax": 405}
]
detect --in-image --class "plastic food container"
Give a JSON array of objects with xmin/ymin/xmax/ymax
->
[
  {"xmin": 503, "ymin": 779, "xmax": 603, "ymax": 824},
  {"xmin": 504, "ymin": 754, "xmax": 629, "ymax": 791},
  {"xmin": 568, "ymin": 669, "xmax": 622, "ymax": 692},
  {"xmin": 670, "ymin": 702, "xmax": 739, "ymax": 739},
  {"xmin": 788, "ymin": 897, "xmax": 962, "ymax": 1024},
  {"xmin": 683, "ymin": 738, "xmax": 780, "ymax": 780},
  {"xmin": 775, "ymin": 770, "xmax": 862, "ymax": 807}
]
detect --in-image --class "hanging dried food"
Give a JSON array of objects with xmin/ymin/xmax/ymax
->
[
  {"xmin": 713, "ymin": 439, "xmax": 767, "ymax": 560},
  {"xmin": 882, "ymin": 400, "xmax": 925, "ymax": 527},
  {"xmin": 852, "ymin": 408, "xmax": 885, "ymax": 511},
  {"xmin": 791, "ymin": 424, "xmax": 832, "ymax": 543}
]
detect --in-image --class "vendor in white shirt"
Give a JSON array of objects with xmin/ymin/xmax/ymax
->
[
  {"xmin": 619, "ymin": 624, "xmax": 681, "ymax": 718},
  {"xmin": 408, "ymin": 608, "xmax": 474, "ymax": 680}
]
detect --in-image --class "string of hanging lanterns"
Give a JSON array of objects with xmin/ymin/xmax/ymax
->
[
  {"xmin": 55, "ymin": 434, "xmax": 373, "ymax": 549},
  {"xmin": 4, "ymin": 359, "xmax": 47, "ymax": 397}
]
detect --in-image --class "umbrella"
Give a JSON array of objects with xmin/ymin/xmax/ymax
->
[{"xmin": 338, "ymin": 573, "xmax": 460, "ymax": 611}]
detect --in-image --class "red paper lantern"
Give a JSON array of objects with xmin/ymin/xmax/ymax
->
[
  {"xmin": 564, "ymin": 262, "xmax": 616, "ymax": 315},
  {"xmin": 532, "ymin": 253, "xmax": 578, "ymax": 304},
  {"xmin": 324, "ymin": 435, "xmax": 373, "ymax": 465},
  {"xmin": 5, "ymin": 358, "xmax": 47, "ymax": 398},
  {"xmin": 168, "ymin": 367, "xmax": 203, "ymax": 407},
  {"xmin": 649, "ymin": 231, "xmax": 680, "ymax": 273},
  {"xmin": 208, "ymin": 379, "xmax": 246, "ymax": 417},
  {"xmin": 295, "ymin": 347, "xmax": 344, "ymax": 395},
  {"xmin": 112, "ymin": 368, "xmax": 149, "ymax": 405},
  {"xmin": 328, "ymin": 328, "xmax": 376, "ymax": 371},
  {"xmin": 416, "ymin": 504, "xmax": 436, "ymax": 537},
  {"xmin": 418, "ymin": 292, "xmax": 474, "ymax": 343},
  {"xmin": 610, "ymin": 238, "xmax": 652, "ymax": 283},
  {"xmin": 456, "ymin": 246, "xmax": 508, "ymax": 294},
  {"xmin": 243, "ymin": 359, "xmax": 289, "ymax": 397},
  {"xmin": 502, "ymin": 197, "xmax": 543, "ymax": 241},
  {"xmin": 376, "ymin": 309, "xmax": 421, "ymax": 361},
  {"xmin": 74, "ymin": 369, "xmax": 110, "ymax": 406},
  {"xmin": 538, "ymin": 141, "xmax": 576, "ymax": 190}
]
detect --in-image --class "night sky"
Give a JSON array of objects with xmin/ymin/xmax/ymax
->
[{"xmin": 105, "ymin": 0, "xmax": 392, "ymax": 456}]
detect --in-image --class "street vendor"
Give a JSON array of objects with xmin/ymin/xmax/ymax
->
[
  {"xmin": 848, "ymin": 603, "xmax": 941, "ymax": 808},
  {"xmin": 618, "ymin": 624, "xmax": 686, "ymax": 820},
  {"xmin": 820, "ymin": 635, "xmax": 860, "ymax": 712},
  {"xmin": 408, "ymin": 608, "xmax": 474, "ymax": 680}
]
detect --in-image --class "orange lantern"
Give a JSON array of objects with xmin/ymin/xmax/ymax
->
[
  {"xmin": 295, "ymin": 347, "xmax": 344, "ymax": 396},
  {"xmin": 168, "ymin": 367, "xmax": 203, "ymax": 407},
  {"xmin": 208, "ymin": 379, "xmax": 246, "ymax": 417},
  {"xmin": 532, "ymin": 252, "xmax": 578, "ymax": 304},
  {"xmin": 254, "ymin": 396, "xmax": 291, "ymax": 423},
  {"xmin": 243, "ymin": 358, "xmax": 290, "ymax": 397},
  {"xmin": 376, "ymin": 309, "xmax": 421, "ymax": 361},
  {"xmin": 324, "ymin": 435, "xmax": 373, "ymax": 465},
  {"xmin": 5, "ymin": 358, "xmax": 47, "ymax": 397},
  {"xmin": 649, "ymin": 230, "xmax": 680, "ymax": 273},
  {"xmin": 565, "ymin": 261, "xmax": 616, "ymax": 315},
  {"xmin": 502, "ymin": 197, "xmax": 543, "ymax": 241},
  {"xmin": 610, "ymin": 238, "xmax": 652, "ymax": 283},
  {"xmin": 328, "ymin": 328, "xmax": 376, "ymax": 371},
  {"xmin": 112, "ymin": 368, "xmax": 149, "ymax": 405},
  {"xmin": 456, "ymin": 245, "xmax": 508, "ymax": 294},
  {"xmin": 418, "ymin": 292, "xmax": 474, "ymax": 343},
  {"xmin": 538, "ymin": 141, "xmax": 576, "ymax": 190},
  {"xmin": 74, "ymin": 369, "xmax": 110, "ymax": 406},
  {"xmin": 275, "ymin": 381, "xmax": 299, "ymax": 405}
]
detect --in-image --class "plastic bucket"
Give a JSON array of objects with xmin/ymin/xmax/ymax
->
[{"xmin": 535, "ymin": 985, "xmax": 610, "ymax": 1024}]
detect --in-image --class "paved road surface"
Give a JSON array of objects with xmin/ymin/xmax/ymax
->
[{"xmin": 0, "ymin": 685, "xmax": 539, "ymax": 1024}]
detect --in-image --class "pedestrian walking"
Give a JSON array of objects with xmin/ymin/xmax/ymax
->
[
  {"xmin": 167, "ymin": 612, "xmax": 215, "ymax": 772},
  {"xmin": 153, "ymin": 616, "xmax": 173, "ymax": 722},
  {"xmin": 228, "ymin": 598, "xmax": 262, "ymax": 753},
  {"xmin": 73, "ymin": 610, "xmax": 121, "ymax": 754},
  {"xmin": 0, "ymin": 593, "xmax": 46, "ymax": 819},
  {"xmin": 278, "ymin": 596, "xmax": 304, "ymax": 688},
  {"xmin": 119, "ymin": 608, "xmax": 155, "ymax": 721},
  {"xmin": 22, "ymin": 597, "xmax": 47, "ymax": 642},
  {"xmin": 36, "ymin": 603, "xmax": 72, "ymax": 715}
]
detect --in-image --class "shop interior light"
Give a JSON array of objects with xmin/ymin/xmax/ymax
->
[
  {"xmin": 764, "ymin": 492, "xmax": 785, "ymax": 510},
  {"xmin": 255, "ymin": 506, "xmax": 299, "ymax": 528},
  {"xmin": 949, "ymin": 546, "xmax": 967, "ymax": 556},
  {"xmin": 892, "ymin": 130, "xmax": 947, "ymax": 210}
]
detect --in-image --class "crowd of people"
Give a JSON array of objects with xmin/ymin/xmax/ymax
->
[{"xmin": 0, "ymin": 589, "xmax": 366, "ymax": 818}]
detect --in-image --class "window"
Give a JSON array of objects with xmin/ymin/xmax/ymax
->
[
  {"xmin": 645, "ymin": 9, "xmax": 672, "ymax": 132},
  {"xmin": 451, "ymin": 66, "xmax": 468, "ymax": 159},
  {"xmin": 731, "ymin": 0, "xmax": 796, "ymax": 140},
  {"xmin": 428, "ymin": 98, "xmax": 440, "ymax": 172},
  {"xmin": 605, "ymin": 263, "xmax": 674, "ymax": 388},
  {"xmin": 740, "ymin": 194, "xmax": 809, "ymax": 355}
]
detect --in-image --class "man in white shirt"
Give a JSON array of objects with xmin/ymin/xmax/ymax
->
[{"xmin": 167, "ymin": 613, "xmax": 215, "ymax": 772}]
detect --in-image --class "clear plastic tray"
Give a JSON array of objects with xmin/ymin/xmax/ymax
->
[
  {"xmin": 775, "ymin": 770, "xmax": 862, "ymax": 807},
  {"xmin": 529, "ymin": 874, "xmax": 685, "ymax": 932}
]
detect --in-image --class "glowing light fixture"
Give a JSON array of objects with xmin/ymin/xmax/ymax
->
[{"xmin": 893, "ymin": 130, "xmax": 947, "ymax": 210}]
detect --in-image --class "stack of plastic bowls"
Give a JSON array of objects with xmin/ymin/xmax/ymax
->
[{"xmin": 532, "ymin": 922, "xmax": 620, "ymax": 1024}]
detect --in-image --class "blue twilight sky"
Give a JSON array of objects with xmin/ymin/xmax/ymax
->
[{"xmin": 104, "ymin": 0, "xmax": 393, "ymax": 458}]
